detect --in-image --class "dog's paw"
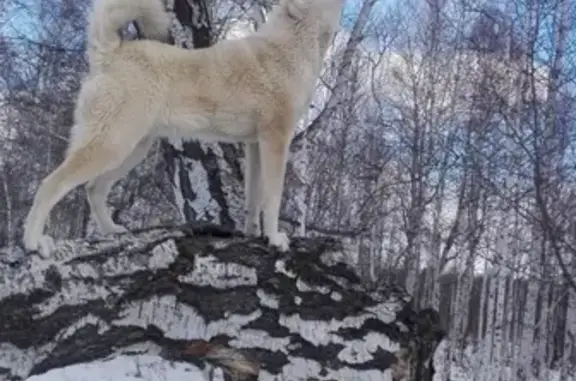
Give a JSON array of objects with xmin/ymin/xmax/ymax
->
[
  {"xmin": 37, "ymin": 235, "xmax": 57, "ymax": 257},
  {"xmin": 266, "ymin": 232, "xmax": 290, "ymax": 252},
  {"xmin": 24, "ymin": 234, "xmax": 56, "ymax": 257}
]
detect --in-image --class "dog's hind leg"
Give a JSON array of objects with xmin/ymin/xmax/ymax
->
[
  {"xmin": 23, "ymin": 139, "xmax": 139, "ymax": 257},
  {"xmin": 243, "ymin": 142, "xmax": 262, "ymax": 236},
  {"xmin": 85, "ymin": 136, "xmax": 156, "ymax": 235}
]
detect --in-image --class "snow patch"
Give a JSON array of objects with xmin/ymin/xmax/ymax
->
[
  {"xmin": 337, "ymin": 332, "xmax": 400, "ymax": 363},
  {"xmin": 25, "ymin": 354, "xmax": 209, "ymax": 381},
  {"xmin": 229, "ymin": 329, "xmax": 290, "ymax": 352},
  {"xmin": 0, "ymin": 343, "xmax": 54, "ymax": 379},
  {"xmin": 274, "ymin": 259, "xmax": 296, "ymax": 278},
  {"xmin": 149, "ymin": 239, "xmax": 179, "ymax": 269},
  {"xmin": 279, "ymin": 313, "xmax": 375, "ymax": 346},
  {"xmin": 296, "ymin": 278, "xmax": 330, "ymax": 294},
  {"xmin": 365, "ymin": 302, "xmax": 397, "ymax": 323},
  {"xmin": 257, "ymin": 288, "xmax": 279, "ymax": 309},
  {"xmin": 178, "ymin": 255, "xmax": 258, "ymax": 288},
  {"xmin": 113, "ymin": 295, "xmax": 262, "ymax": 340}
]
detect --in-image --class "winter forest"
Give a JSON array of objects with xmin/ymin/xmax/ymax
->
[{"xmin": 0, "ymin": 0, "xmax": 575, "ymax": 380}]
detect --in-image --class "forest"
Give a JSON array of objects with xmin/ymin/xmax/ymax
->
[{"xmin": 0, "ymin": 0, "xmax": 575, "ymax": 380}]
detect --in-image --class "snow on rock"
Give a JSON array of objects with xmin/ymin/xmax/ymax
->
[{"xmin": 0, "ymin": 224, "xmax": 444, "ymax": 381}]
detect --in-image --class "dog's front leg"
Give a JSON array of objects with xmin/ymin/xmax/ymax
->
[
  {"xmin": 244, "ymin": 142, "xmax": 262, "ymax": 236},
  {"xmin": 258, "ymin": 128, "xmax": 291, "ymax": 252}
]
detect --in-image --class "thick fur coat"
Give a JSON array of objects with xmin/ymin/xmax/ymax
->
[{"xmin": 23, "ymin": 0, "xmax": 342, "ymax": 256}]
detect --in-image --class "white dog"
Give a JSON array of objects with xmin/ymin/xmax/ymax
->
[{"xmin": 22, "ymin": 0, "xmax": 342, "ymax": 256}]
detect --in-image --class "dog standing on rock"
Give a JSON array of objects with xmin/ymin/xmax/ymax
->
[{"xmin": 22, "ymin": 0, "xmax": 342, "ymax": 256}]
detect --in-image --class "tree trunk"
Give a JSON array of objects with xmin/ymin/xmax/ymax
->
[
  {"xmin": 162, "ymin": 0, "xmax": 244, "ymax": 231},
  {"xmin": 493, "ymin": 231, "xmax": 509, "ymax": 381},
  {"xmin": 481, "ymin": 268, "xmax": 496, "ymax": 381},
  {"xmin": 0, "ymin": 227, "xmax": 444, "ymax": 381},
  {"xmin": 560, "ymin": 255, "xmax": 576, "ymax": 380},
  {"xmin": 519, "ymin": 261, "xmax": 539, "ymax": 380}
]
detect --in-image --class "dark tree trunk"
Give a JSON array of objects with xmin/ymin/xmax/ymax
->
[
  {"xmin": 0, "ymin": 226, "xmax": 444, "ymax": 381},
  {"xmin": 161, "ymin": 0, "xmax": 244, "ymax": 231},
  {"xmin": 171, "ymin": 0, "xmax": 212, "ymax": 48}
]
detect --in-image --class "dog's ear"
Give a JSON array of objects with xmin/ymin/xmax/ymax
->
[{"xmin": 284, "ymin": 0, "xmax": 308, "ymax": 21}]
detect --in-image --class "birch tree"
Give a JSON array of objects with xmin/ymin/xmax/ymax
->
[{"xmin": 161, "ymin": 0, "xmax": 244, "ymax": 231}]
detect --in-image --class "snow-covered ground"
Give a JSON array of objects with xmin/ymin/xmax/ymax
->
[
  {"xmin": 433, "ymin": 364, "xmax": 572, "ymax": 381},
  {"xmin": 25, "ymin": 353, "xmax": 401, "ymax": 381},
  {"xmin": 431, "ymin": 340, "xmax": 575, "ymax": 381},
  {"xmin": 26, "ymin": 355, "xmax": 212, "ymax": 381},
  {"xmin": 25, "ymin": 353, "xmax": 574, "ymax": 381},
  {"xmin": 20, "ymin": 331, "xmax": 573, "ymax": 381}
]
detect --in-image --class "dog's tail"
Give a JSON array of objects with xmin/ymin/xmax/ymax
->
[{"xmin": 87, "ymin": 0, "xmax": 171, "ymax": 69}]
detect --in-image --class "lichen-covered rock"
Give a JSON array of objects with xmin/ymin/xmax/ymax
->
[{"xmin": 0, "ymin": 224, "xmax": 444, "ymax": 380}]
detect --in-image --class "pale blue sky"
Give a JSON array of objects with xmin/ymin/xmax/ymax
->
[{"xmin": 2, "ymin": 0, "xmax": 574, "ymax": 84}]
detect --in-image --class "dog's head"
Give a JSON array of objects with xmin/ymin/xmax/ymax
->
[
  {"xmin": 283, "ymin": 0, "xmax": 342, "ymax": 28},
  {"xmin": 274, "ymin": 0, "xmax": 343, "ymax": 49}
]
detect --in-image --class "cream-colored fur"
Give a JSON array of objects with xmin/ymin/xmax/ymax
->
[{"xmin": 22, "ymin": 0, "xmax": 342, "ymax": 256}]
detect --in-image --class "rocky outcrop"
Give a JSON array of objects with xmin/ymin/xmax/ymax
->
[{"xmin": 0, "ymin": 224, "xmax": 444, "ymax": 380}]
